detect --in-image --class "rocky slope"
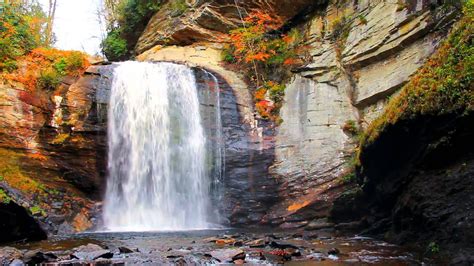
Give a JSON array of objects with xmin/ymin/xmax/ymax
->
[{"xmin": 339, "ymin": 9, "xmax": 473, "ymax": 261}]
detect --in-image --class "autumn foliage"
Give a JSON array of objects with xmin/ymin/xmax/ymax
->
[
  {"xmin": 223, "ymin": 10, "xmax": 302, "ymax": 67},
  {"xmin": 2, "ymin": 48, "xmax": 89, "ymax": 91},
  {"xmin": 222, "ymin": 10, "xmax": 306, "ymax": 121},
  {"xmin": 254, "ymin": 81, "xmax": 286, "ymax": 120},
  {"xmin": 1, "ymin": 2, "xmax": 88, "ymax": 93}
]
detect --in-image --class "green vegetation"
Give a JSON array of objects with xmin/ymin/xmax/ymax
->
[
  {"xmin": 101, "ymin": 0, "xmax": 163, "ymax": 61},
  {"xmin": 170, "ymin": 0, "xmax": 188, "ymax": 17},
  {"xmin": 427, "ymin": 241, "xmax": 440, "ymax": 254},
  {"xmin": 362, "ymin": 2, "xmax": 474, "ymax": 145},
  {"xmin": 37, "ymin": 68, "xmax": 62, "ymax": 90},
  {"xmin": 101, "ymin": 29, "xmax": 128, "ymax": 61},
  {"xmin": 221, "ymin": 49, "xmax": 236, "ymax": 63},
  {"xmin": 36, "ymin": 53, "xmax": 86, "ymax": 90},
  {"xmin": 396, "ymin": 0, "xmax": 409, "ymax": 12},
  {"xmin": 357, "ymin": 14, "xmax": 367, "ymax": 25},
  {"xmin": 0, "ymin": 188, "xmax": 12, "ymax": 204},
  {"xmin": 0, "ymin": 149, "xmax": 48, "ymax": 196},
  {"xmin": 3, "ymin": 48, "xmax": 89, "ymax": 91},
  {"xmin": 341, "ymin": 172, "xmax": 356, "ymax": 183},
  {"xmin": 330, "ymin": 14, "xmax": 352, "ymax": 43},
  {"xmin": 342, "ymin": 120, "xmax": 361, "ymax": 136},
  {"xmin": 29, "ymin": 205, "xmax": 46, "ymax": 216},
  {"xmin": 339, "ymin": 115, "xmax": 362, "ymax": 184},
  {"xmin": 340, "ymin": 151, "xmax": 361, "ymax": 184}
]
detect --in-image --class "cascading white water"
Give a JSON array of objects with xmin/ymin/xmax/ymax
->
[{"xmin": 103, "ymin": 61, "xmax": 213, "ymax": 231}]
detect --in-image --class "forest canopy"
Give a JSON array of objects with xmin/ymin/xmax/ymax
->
[{"xmin": 0, "ymin": 0, "xmax": 51, "ymax": 70}]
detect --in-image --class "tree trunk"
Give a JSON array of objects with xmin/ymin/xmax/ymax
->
[{"xmin": 45, "ymin": 0, "xmax": 57, "ymax": 46}]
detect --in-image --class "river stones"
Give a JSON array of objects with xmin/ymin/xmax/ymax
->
[
  {"xmin": 117, "ymin": 246, "xmax": 134, "ymax": 254},
  {"xmin": 71, "ymin": 243, "xmax": 113, "ymax": 261}
]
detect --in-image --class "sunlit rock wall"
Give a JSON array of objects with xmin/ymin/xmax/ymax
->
[
  {"xmin": 0, "ymin": 64, "xmax": 114, "ymax": 238},
  {"xmin": 265, "ymin": 0, "xmax": 459, "ymax": 226}
]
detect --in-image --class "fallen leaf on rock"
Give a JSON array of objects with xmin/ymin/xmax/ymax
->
[{"xmin": 216, "ymin": 238, "xmax": 236, "ymax": 245}]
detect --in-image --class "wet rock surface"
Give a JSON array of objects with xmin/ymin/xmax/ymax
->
[
  {"xmin": 4, "ymin": 229, "xmax": 432, "ymax": 265},
  {"xmin": 194, "ymin": 69, "xmax": 277, "ymax": 226}
]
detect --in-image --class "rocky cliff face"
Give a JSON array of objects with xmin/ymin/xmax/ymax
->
[
  {"xmin": 266, "ymin": 0, "xmax": 458, "ymax": 226},
  {"xmin": 136, "ymin": 0, "xmax": 328, "ymax": 54},
  {"xmin": 135, "ymin": 0, "xmax": 459, "ymax": 228},
  {"xmin": 0, "ymin": 65, "xmax": 113, "ymax": 240}
]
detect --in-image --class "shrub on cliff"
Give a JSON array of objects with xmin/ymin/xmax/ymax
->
[
  {"xmin": 222, "ymin": 11, "xmax": 306, "ymax": 121},
  {"xmin": 362, "ymin": 1, "xmax": 474, "ymax": 145}
]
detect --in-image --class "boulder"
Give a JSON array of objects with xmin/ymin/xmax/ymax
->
[
  {"xmin": 209, "ymin": 249, "xmax": 244, "ymax": 263},
  {"xmin": 0, "ymin": 247, "xmax": 22, "ymax": 265}
]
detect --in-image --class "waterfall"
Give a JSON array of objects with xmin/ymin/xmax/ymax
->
[{"xmin": 103, "ymin": 61, "xmax": 216, "ymax": 231}]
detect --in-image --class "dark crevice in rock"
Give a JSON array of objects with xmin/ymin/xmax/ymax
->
[
  {"xmin": 279, "ymin": 0, "xmax": 330, "ymax": 33},
  {"xmin": 0, "ymin": 201, "xmax": 47, "ymax": 244},
  {"xmin": 344, "ymin": 111, "xmax": 474, "ymax": 257}
]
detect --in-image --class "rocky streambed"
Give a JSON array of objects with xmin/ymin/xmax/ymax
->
[{"xmin": 0, "ymin": 229, "xmax": 435, "ymax": 265}]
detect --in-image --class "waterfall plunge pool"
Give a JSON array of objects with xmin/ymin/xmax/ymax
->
[{"xmin": 13, "ymin": 229, "xmax": 429, "ymax": 265}]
